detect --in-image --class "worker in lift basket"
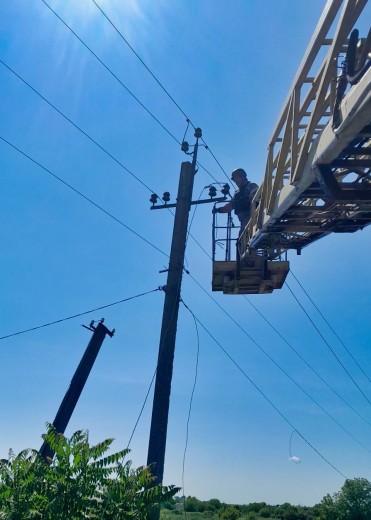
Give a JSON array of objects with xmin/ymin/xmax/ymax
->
[{"xmin": 214, "ymin": 168, "xmax": 258, "ymax": 232}]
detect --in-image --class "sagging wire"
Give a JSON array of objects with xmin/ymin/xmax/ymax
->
[
  {"xmin": 126, "ymin": 255, "xmax": 185, "ymax": 449},
  {"xmin": 187, "ymin": 273, "xmax": 371, "ymax": 452},
  {"xmin": 182, "ymin": 119, "xmax": 191, "ymax": 146},
  {"xmin": 126, "ymin": 368, "xmax": 157, "ymax": 450},
  {"xmin": 186, "ymin": 306, "xmax": 348, "ymax": 479},
  {"xmin": 289, "ymin": 430, "xmax": 301, "ymax": 464},
  {"xmin": 180, "ymin": 299, "xmax": 200, "ymax": 516},
  {"xmin": 0, "ymin": 288, "xmax": 162, "ymax": 341}
]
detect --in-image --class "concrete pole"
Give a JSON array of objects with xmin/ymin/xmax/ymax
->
[
  {"xmin": 147, "ymin": 158, "xmax": 196, "ymax": 486},
  {"xmin": 40, "ymin": 321, "xmax": 114, "ymax": 460}
]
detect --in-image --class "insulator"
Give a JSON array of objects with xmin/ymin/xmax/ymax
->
[
  {"xmin": 162, "ymin": 191, "xmax": 170, "ymax": 203},
  {"xmin": 194, "ymin": 127, "xmax": 202, "ymax": 138},
  {"xmin": 208, "ymin": 186, "xmax": 217, "ymax": 198},
  {"xmin": 150, "ymin": 193, "xmax": 158, "ymax": 205},
  {"xmin": 221, "ymin": 183, "xmax": 230, "ymax": 196},
  {"xmin": 181, "ymin": 141, "xmax": 189, "ymax": 152}
]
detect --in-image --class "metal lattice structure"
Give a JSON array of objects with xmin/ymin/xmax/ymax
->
[{"xmin": 212, "ymin": 0, "xmax": 371, "ymax": 294}]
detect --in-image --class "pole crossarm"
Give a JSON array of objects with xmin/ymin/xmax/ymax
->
[
  {"xmin": 151, "ymin": 196, "xmax": 227, "ymax": 210},
  {"xmin": 240, "ymin": 0, "xmax": 371, "ymax": 260}
]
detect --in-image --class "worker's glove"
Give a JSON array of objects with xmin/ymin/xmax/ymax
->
[{"xmin": 213, "ymin": 207, "xmax": 222, "ymax": 214}]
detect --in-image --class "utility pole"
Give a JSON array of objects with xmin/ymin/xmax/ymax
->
[
  {"xmin": 147, "ymin": 128, "xmax": 228, "ymax": 493},
  {"xmin": 40, "ymin": 319, "xmax": 115, "ymax": 460},
  {"xmin": 146, "ymin": 129, "xmax": 201, "ymax": 488}
]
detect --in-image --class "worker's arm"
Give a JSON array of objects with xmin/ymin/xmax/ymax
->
[{"xmin": 214, "ymin": 200, "xmax": 233, "ymax": 213}]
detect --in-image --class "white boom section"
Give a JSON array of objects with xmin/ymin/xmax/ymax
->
[{"xmin": 240, "ymin": 0, "xmax": 371, "ymax": 259}]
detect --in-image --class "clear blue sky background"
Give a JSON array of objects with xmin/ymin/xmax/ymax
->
[{"xmin": 1, "ymin": 0, "xmax": 371, "ymax": 507}]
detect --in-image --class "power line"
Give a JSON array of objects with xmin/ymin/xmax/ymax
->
[
  {"xmin": 180, "ymin": 300, "xmax": 200, "ymax": 501},
  {"xmin": 243, "ymin": 295, "xmax": 371, "ymax": 428},
  {"xmin": 0, "ymin": 136, "xmax": 168, "ymax": 258},
  {"xmin": 187, "ymin": 274, "xmax": 371, "ymax": 454},
  {"xmin": 290, "ymin": 270, "xmax": 371, "ymax": 385},
  {"xmin": 40, "ymin": 0, "xmax": 181, "ymax": 146},
  {"xmin": 180, "ymin": 299, "xmax": 348, "ymax": 480},
  {"xmin": 0, "ymin": 58, "xmax": 223, "ymax": 244},
  {"xmin": 91, "ymin": 0, "xmax": 191, "ymax": 123},
  {"xmin": 1, "ymin": 100, "xmax": 361, "ymax": 476},
  {"xmin": 286, "ymin": 282, "xmax": 371, "ymax": 408},
  {"xmin": 0, "ymin": 288, "xmax": 161, "ymax": 341},
  {"xmin": 0, "ymin": 59, "xmax": 155, "ymax": 195},
  {"xmin": 127, "ymin": 245, "xmax": 185, "ymax": 449},
  {"xmin": 179, "ymin": 205, "xmax": 371, "ymax": 427},
  {"xmin": 90, "ymin": 0, "xmax": 231, "ymax": 184},
  {"xmin": 0, "ymin": 59, "xmax": 213, "ymax": 274},
  {"xmin": 126, "ymin": 368, "xmax": 157, "ymax": 450},
  {"xmin": 4, "ymin": 3, "xmax": 364, "ymax": 457}
]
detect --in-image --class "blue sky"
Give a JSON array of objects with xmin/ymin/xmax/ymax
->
[{"xmin": 1, "ymin": 0, "xmax": 371, "ymax": 507}]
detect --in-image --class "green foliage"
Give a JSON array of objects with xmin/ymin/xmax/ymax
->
[
  {"xmin": 159, "ymin": 477, "xmax": 371, "ymax": 520},
  {"xmin": 185, "ymin": 497, "xmax": 208, "ymax": 513},
  {"xmin": 219, "ymin": 506, "xmax": 240, "ymax": 520},
  {"xmin": 0, "ymin": 424, "xmax": 179, "ymax": 519},
  {"xmin": 316, "ymin": 478, "xmax": 371, "ymax": 520}
]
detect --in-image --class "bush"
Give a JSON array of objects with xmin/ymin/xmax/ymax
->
[{"xmin": 0, "ymin": 424, "xmax": 179, "ymax": 519}]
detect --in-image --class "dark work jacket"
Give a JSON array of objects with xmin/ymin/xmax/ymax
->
[{"xmin": 233, "ymin": 181, "xmax": 258, "ymax": 223}]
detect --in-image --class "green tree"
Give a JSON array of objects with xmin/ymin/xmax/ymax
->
[
  {"xmin": 0, "ymin": 425, "xmax": 178, "ymax": 519},
  {"xmin": 335, "ymin": 478, "xmax": 371, "ymax": 520},
  {"xmin": 205, "ymin": 498, "xmax": 222, "ymax": 511},
  {"xmin": 317, "ymin": 478, "xmax": 371, "ymax": 520},
  {"xmin": 244, "ymin": 512, "xmax": 258, "ymax": 520},
  {"xmin": 277, "ymin": 502, "xmax": 307, "ymax": 520},
  {"xmin": 184, "ymin": 496, "xmax": 206, "ymax": 512},
  {"xmin": 219, "ymin": 505, "xmax": 241, "ymax": 520}
]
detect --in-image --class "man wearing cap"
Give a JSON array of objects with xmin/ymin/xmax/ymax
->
[{"xmin": 215, "ymin": 168, "xmax": 258, "ymax": 232}]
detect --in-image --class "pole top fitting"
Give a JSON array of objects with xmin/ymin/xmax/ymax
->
[{"xmin": 194, "ymin": 127, "xmax": 202, "ymax": 139}]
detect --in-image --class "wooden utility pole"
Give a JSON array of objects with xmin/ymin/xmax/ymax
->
[
  {"xmin": 147, "ymin": 129, "xmax": 201, "ymax": 487},
  {"xmin": 40, "ymin": 319, "xmax": 114, "ymax": 460}
]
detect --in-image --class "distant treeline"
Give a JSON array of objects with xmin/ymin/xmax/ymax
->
[
  {"xmin": 161, "ymin": 477, "xmax": 371, "ymax": 520},
  {"xmin": 166, "ymin": 497, "xmax": 315, "ymax": 520}
]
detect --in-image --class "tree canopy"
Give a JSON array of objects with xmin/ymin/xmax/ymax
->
[
  {"xmin": 0, "ymin": 425, "xmax": 178, "ymax": 519},
  {"xmin": 316, "ymin": 478, "xmax": 371, "ymax": 520}
]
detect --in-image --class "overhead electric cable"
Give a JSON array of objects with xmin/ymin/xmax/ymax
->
[
  {"xmin": 290, "ymin": 270, "xmax": 371, "ymax": 385},
  {"xmin": 243, "ymin": 294, "xmax": 371, "ymax": 428},
  {"xmin": 0, "ymin": 58, "xmax": 220, "ymax": 201},
  {"xmin": 175, "ymin": 206, "xmax": 370, "ymax": 427},
  {"xmin": 126, "ymin": 368, "xmax": 157, "ymax": 449},
  {"xmin": 0, "ymin": 60, "xmax": 215, "ymax": 263},
  {"xmin": 286, "ymin": 282, "xmax": 371, "ymax": 408},
  {"xmin": 180, "ymin": 299, "xmax": 348, "ymax": 480},
  {"xmin": 128, "ymin": 251, "xmax": 185, "ymax": 448},
  {"xmin": 90, "ymin": 0, "xmax": 231, "ymax": 184},
  {"xmin": 0, "ymin": 59, "xmax": 155, "ymax": 194},
  {"xmin": 0, "ymin": 136, "xmax": 168, "ymax": 258},
  {"xmin": 0, "ymin": 288, "xmax": 161, "ymax": 341},
  {"xmin": 187, "ymin": 274, "xmax": 371, "ymax": 453},
  {"xmin": 180, "ymin": 300, "xmax": 200, "ymax": 501},
  {"xmin": 5, "ymin": 7, "xmax": 364, "ymax": 450},
  {"xmin": 40, "ymin": 0, "xmax": 180, "ymax": 146},
  {"xmin": 186, "ymin": 187, "xmax": 206, "ymax": 250},
  {"xmin": 91, "ymin": 0, "xmax": 190, "ymax": 122}
]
